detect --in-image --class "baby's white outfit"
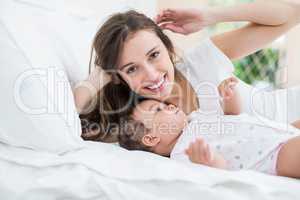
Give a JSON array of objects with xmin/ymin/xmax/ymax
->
[{"xmin": 170, "ymin": 111, "xmax": 300, "ymax": 175}]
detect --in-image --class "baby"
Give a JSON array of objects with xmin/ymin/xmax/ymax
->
[{"xmin": 118, "ymin": 98, "xmax": 300, "ymax": 178}]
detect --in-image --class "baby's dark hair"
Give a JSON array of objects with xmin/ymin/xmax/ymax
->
[
  {"xmin": 118, "ymin": 115, "xmax": 153, "ymax": 152},
  {"xmin": 117, "ymin": 97, "xmax": 154, "ymax": 152}
]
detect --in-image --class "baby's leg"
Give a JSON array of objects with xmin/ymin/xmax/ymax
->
[
  {"xmin": 277, "ymin": 136, "xmax": 300, "ymax": 178},
  {"xmin": 291, "ymin": 120, "xmax": 300, "ymax": 129}
]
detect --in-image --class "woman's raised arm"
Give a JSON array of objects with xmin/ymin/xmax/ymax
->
[
  {"xmin": 210, "ymin": 0, "xmax": 300, "ymax": 60},
  {"xmin": 155, "ymin": 0, "xmax": 300, "ymax": 60}
]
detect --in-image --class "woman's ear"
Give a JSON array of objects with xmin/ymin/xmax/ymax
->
[{"xmin": 142, "ymin": 134, "xmax": 160, "ymax": 147}]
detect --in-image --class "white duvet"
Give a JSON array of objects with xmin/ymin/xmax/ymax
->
[
  {"xmin": 1, "ymin": 0, "xmax": 300, "ymax": 199},
  {"xmin": 1, "ymin": 141, "xmax": 300, "ymax": 200}
]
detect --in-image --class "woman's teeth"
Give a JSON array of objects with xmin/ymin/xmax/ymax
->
[{"xmin": 147, "ymin": 76, "xmax": 165, "ymax": 90}]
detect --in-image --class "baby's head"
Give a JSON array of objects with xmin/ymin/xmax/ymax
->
[{"xmin": 118, "ymin": 99, "xmax": 188, "ymax": 156}]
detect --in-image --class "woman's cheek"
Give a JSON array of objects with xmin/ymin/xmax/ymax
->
[
  {"xmin": 131, "ymin": 79, "xmax": 144, "ymax": 93},
  {"xmin": 121, "ymin": 73, "xmax": 143, "ymax": 93},
  {"xmin": 122, "ymin": 75, "xmax": 136, "ymax": 90}
]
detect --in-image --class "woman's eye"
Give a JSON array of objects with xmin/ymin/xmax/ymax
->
[
  {"xmin": 150, "ymin": 51, "xmax": 160, "ymax": 59},
  {"xmin": 126, "ymin": 66, "xmax": 137, "ymax": 74}
]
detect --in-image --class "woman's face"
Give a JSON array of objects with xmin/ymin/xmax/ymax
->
[{"xmin": 117, "ymin": 30, "xmax": 175, "ymax": 101}]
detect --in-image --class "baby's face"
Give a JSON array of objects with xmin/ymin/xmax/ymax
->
[{"xmin": 132, "ymin": 99, "xmax": 188, "ymax": 154}]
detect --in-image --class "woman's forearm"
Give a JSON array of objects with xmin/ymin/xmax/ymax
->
[
  {"xmin": 210, "ymin": 0, "xmax": 300, "ymax": 60},
  {"xmin": 209, "ymin": 1, "xmax": 299, "ymax": 26}
]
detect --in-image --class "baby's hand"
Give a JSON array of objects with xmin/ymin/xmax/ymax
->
[
  {"xmin": 218, "ymin": 77, "xmax": 238, "ymax": 100},
  {"xmin": 185, "ymin": 138, "xmax": 215, "ymax": 166}
]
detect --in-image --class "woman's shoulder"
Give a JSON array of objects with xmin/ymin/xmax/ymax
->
[
  {"xmin": 176, "ymin": 37, "xmax": 235, "ymax": 85},
  {"xmin": 184, "ymin": 37, "xmax": 233, "ymax": 68}
]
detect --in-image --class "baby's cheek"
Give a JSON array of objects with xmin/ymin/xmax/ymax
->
[{"xmin": 168, "ymin": 121, "xmax": 181, "ymax": 132}]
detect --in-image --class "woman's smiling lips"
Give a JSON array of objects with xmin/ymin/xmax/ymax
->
[{"xmin": 144, "ymin": 74, "xmax": 167, "ymax": 93}]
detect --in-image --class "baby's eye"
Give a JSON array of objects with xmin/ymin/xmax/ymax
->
[
  {"xmin": 126, "ymin": 66, "xmax": 137, "ymax": 74},
  {"xmin": 150, "ymin": 51, "xmax": 160, "ymax": 60},
  {"xmin": 156, "ymin": 107, "xmax": 162, "ymax": 112}
]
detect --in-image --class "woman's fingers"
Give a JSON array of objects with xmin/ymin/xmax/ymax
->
[
  {"xmin": 155, "ymin": 9, "xmax": 178, "ymax": 24},
  {"xmin": 159, "ymin": 23, "xmax": 187, "ymax": 34}
]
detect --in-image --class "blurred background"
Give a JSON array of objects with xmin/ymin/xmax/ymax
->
[{"xmin": 157, "ymin": 0, "xmax": 300, "ymax": 90}]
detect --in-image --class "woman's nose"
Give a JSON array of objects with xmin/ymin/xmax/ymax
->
[{"xmin": 143, "ymin": 63, "xmax": 160, "ymax": 81}]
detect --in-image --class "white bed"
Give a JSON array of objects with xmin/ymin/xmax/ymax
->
[{"xmin": 1, "ymin": 0, "xmax": 300, "ymax": 199}]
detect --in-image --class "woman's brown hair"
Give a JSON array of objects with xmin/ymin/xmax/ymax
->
[{"xmin": 80, "ymin": 10, "xmax": 198, "ymax": 142}]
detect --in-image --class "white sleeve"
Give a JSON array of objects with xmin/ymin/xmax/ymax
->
[
  {"xmin": 181, "ymin": 37, "xmax": 235, "ymax": 87},
  {"xmin": 177, "ymin": 38, "xmax": 235, "ymax": 114}
]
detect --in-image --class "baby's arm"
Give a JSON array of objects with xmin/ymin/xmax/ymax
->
[
  {"xmin": 185, "ymin": 138, "xmax": 227, "ymax": 169},
  {"xmin": 73, "ymin": 67, "xmax": 111, "ymax": 114},
  {"xmin": 218, "ymin": 77, "xmax": 241, "ymax": 115}
]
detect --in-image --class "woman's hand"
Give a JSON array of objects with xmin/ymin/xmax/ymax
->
[{"xmin": 154, "ymin": 8, "xmax": 214, "ymax": 35}]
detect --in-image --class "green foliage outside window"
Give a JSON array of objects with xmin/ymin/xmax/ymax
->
[{"xmin": 233, "ymin": 49, "xmax": 279, "ymax": 85}]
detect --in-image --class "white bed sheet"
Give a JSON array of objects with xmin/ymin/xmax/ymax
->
[{"xmin": 1, "ymin": 141, "xmax": 300, "ymax": 200}]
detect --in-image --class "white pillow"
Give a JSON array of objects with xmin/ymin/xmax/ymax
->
[
  {"xmin": 1, "ymin": 0, "xmax": 97, "ymax": 85},
  {"xmin": 0, "ymin": 1, "xmax": 84, "ymax": 153}
]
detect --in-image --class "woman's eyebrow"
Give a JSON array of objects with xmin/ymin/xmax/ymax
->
[
  {"xmin": 146, "ymin": 45, "xmax": 159, "ymax": 56},
  {"xmin": 119, "ymin": 45, "xmax": 159, "ymax": 70},
  {"xmin": 119, "ymin": 62, "xmax": 133, "ymax": 71}
]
